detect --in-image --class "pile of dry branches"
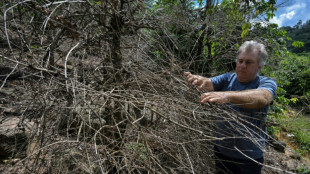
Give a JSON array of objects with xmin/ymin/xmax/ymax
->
[{"xmin": 0, "ymin": 1, "xmax": 286, "ymax": 173}]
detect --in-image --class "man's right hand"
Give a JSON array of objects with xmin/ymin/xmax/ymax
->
[{"xmin": 184, "ymin": 72, "xmax": 210, "ymax": 91}]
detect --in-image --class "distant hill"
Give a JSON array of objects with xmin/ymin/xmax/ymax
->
[{"xmin": 281, "ymin": 20, "xmax": 310, "ymax": 53}]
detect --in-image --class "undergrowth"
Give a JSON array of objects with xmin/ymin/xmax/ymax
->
[{"xmin": 268, "ymin": 103, "xmax": 310, "ymax": 157}]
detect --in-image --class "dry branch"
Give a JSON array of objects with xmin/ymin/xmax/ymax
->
[{"xmin": 0, "ymin": 1, "xmax": 291, "ymax": 174}]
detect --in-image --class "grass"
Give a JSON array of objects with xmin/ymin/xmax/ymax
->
[
  {"xmin": 268, "ymin": 107, "xmax": 310, "ymax": 157},
  {"xmin": 286, "ymin": 116, "xmax": 310, "ymax": 154},
  {"xmin": 297, "ymin": 166, "xmax": 310, "ymax": 174},
  {"xmin": 267, "ymin": 107, "xmax": 310, "ymax": 174}
]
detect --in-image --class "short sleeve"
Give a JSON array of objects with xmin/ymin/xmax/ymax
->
[
  {"xmin": 210, "ymin": 73, "xmax": 231, "ymax": 91},
  {"xmin": 258, "ymin": 77, "xmax": 277, "ymax": 99}
]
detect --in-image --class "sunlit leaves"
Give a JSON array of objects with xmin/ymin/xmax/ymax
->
[
  {"xmin": 241, "ymin": 22, "xmax": 251, "ymax": 38},
  {"xmin": 292, "ymin": 41, "xmax": 304, "ymax": 48}
]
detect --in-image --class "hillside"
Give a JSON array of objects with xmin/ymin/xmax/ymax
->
[{"xmin": 281, "ymin": 20, "xmax": 310, "ymax": 53}]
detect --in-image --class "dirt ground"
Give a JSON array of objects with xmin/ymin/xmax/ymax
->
[{"xmin": 262, "ymin": 144, "xmax": 310, "ymax": 174}]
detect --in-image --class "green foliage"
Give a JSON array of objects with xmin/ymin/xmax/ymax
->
[
  {"xmin": 196, "ymin": 0, "xmax": 204, "ymax": 6},
  {"xmin": 268, "ymin": 109, "xmax": 310, "ymax": 156},
  {"xmin": 274, "ymin": 54, "xmax": 310, "ymax": 97},
  {"xmin": 146, "ymin": 0, "xmax": 207, "ymax": 71},
  {"xmin": 88, "ymin": 0, "xmax": 102, "ymax": 6},
  {"xmin": 288, "ymin": 117, "xmax": 310, "ymax": 146},
  {"xmin": 292, "ymin": 41, "xmax": 304, "ymax": 48},
  {"xmin": 285, "ymin": 116, "xmax": 310, "ymax": 155},
  {"xmin": 265, "ymin": 53, "xmax": 310, "ymax": 157},
  {"xmin": 267, "ymin": 125, "xmax": 280, "ymax": 138},
  {"xmin": 263, "ymin": 53, "xmax": 310, "ymax": 110},
  {"xmin": 298, "ymin": 167, "xmax": 310, "ymax": 174},
  {"xmin": 249, "ymin": 22, "xmax": 288, "ymax": 59},
  {"xmin": 126, "ymin": 142, "xmax": 149, "ymax": 161},
  {"xmin": 281, "ymin": 20, "xmax": 310, "ymax": 53},
  {"xmin": 241, "ymin": 22, "xmax": 251, "ymax": 38},
  {"xmin": 146, "ymin": 0, "xmax": 282, "ymax": 74},
  {"xmin": 150, "ymin": 0, "xmax": 195, "ymax": 11},
  {"xmin": 263, "ymin": 36, "xmax": 310, "ymax": 160}
]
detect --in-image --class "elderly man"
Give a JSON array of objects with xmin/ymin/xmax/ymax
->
[{"xmin": 185, "ymin": 40, "xmax": 277, "ymax": 174}]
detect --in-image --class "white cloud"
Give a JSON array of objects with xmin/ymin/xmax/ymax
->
[
  {"xmin": 272, "ymin": 1, "xmax": 309, "ymax": 27},
  {"xmin": 270, "ymin": 11, "xmax": 296, "ymax": 27},
  {"xmin": 270, "ymin": 16, "xmax": 283, "ymax": 27},
  {"xmin": 286, "ymin": 3, "xmax": 306, "ymax": 12},
  {"xmin": 280, "ymin": 11, "xmax": 295, "ymax": 20}
]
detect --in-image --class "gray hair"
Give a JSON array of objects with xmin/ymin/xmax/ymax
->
[{"xmin": 237, "ymin": 40, "xmax": 268, "ymax": 66}]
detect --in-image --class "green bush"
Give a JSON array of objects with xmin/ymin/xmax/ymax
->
[
  {"xmin": 274, "ymin": 54, "xmax": 310, "ymax": 97},
  {"xmin": 263, "ymin": 53, "xmax": 310, "ymax": 108}
]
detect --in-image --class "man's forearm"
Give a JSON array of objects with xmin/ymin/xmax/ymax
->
[
  {"xmin": 225, "ymin": 89, "xmax": 273, "ymax": 109},
  {"xmin": 200, "ymin": 89, "xmax": 273, "ymax": 109}
]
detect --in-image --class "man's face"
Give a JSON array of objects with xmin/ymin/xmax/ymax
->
[{"xmin": 236, "ymin": 50, "xmax": 262, "ymax": 83}]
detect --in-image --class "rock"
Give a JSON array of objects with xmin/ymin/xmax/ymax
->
[
  {"xmin": 269, "ymin": 140, "xmax": 287, "ymax": 153},
  {"xmin": 300, "ymin": 159, "xmax": 310, "ymax": 170},
  {"xmin": 286, "ymin": 159, "xmax": 298, "ymax": 171},
  {"xmin": 285, "ymin": 149, "xmax": 301, "ymax": 160}
]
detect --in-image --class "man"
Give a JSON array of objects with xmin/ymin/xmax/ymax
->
[{"xmin": 185, "ymin": 40, "xmax": 277, "ymax": 174}]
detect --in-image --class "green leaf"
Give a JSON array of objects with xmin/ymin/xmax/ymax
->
[
  {"xmin": 241, "ymin": 22, "xmax": 251, "ymax": 38},
  {"xmin": 292, "ymin": 41, "xmax": 304, "ymax": 48}
]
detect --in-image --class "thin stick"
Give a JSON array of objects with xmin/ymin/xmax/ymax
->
[{"xmin": 65, "ymin": 42, "xmax": 80, "ymax": 91}]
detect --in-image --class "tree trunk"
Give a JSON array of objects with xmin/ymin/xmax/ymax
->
[{"xmin": 104, "ymin": 1, "xmax": 127, "ymax": 152}]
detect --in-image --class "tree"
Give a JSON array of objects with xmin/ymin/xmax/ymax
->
[
  {"xmin": 282, "ymin": 19, "xmax": 310, "ymax": 53},
  {"xmin": 147, "ymin": 0, "xmax": 280, "ymax": 74},
  {"xmin": 294, "ymin": 19, "xmax": 302, "ymax": 30}
]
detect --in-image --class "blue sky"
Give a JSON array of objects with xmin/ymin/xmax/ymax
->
[
  {"xmin": 271, "ymin": 0, "xmax": 310, "ymax": 27},
  {"xmin": 193, "ymin": 0, "xmax": 310, "ymax": 27}
]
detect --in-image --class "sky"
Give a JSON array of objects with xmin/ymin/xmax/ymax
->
[
  {"xmin": 270, "ymin": 0, "xmax": 310, "ymax": 27},
  {"xmin": 193, "ymin": 0, "xmax": 310, "ymax": 28}
]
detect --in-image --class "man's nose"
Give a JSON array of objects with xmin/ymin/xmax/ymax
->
[{"xmin": 239, "ymin": 62, "xmax": 246, "ymax": 68}]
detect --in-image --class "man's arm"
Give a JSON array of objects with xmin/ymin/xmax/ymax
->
[
  {"xmin": 200, "ymin": 89, "xmax": 273, "ymax": 109},
  {"xmin": 184, "ymin": 72, "xmax": 214, "ymax": 91}
]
